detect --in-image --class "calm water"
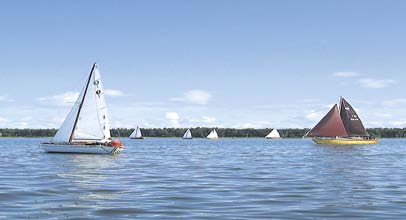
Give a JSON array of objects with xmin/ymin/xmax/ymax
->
[{"xmin": 1, "ymin": 138, "xmax": 406, "ymax": 219}]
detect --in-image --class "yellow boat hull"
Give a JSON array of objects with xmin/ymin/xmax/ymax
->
[{"xmin": 313, "ymin": 138, "xmax": 379, "ymax": 145}]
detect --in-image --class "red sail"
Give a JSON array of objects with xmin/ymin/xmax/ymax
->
[
  {"xmin": 306, "ymin": 104, "xmax": 349, "ymax": 137},
  {"xmin": 339, "ymin": 98, "xmax": 368, "ymax": 136}
]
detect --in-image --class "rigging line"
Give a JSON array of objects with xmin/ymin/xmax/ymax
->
[{"xmin": 69, "ymin": 64, "xmax": 96, "ymax": 143}]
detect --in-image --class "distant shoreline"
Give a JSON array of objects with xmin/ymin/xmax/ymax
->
[{"xmin": 0, "ymin": 128, "xmax": 405, "ymax": 138}]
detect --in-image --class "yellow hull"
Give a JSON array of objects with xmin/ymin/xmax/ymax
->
[{"xmin": 313, "ymin": 138, "xmax": 379, "ymax": 145}]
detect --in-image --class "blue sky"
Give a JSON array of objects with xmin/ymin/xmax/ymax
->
[{"xmin": 1, "ymin": 0, "xmax": 406, "ymax": 128}]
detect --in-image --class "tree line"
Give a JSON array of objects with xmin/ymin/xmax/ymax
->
[{"xmin": 1, "ymin": 127, "xmax": 406, "ymax": 138}]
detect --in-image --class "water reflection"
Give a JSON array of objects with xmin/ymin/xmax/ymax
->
[{"xmin": 58, "ymin": 155, "xmax": 122, "ymax": 198}]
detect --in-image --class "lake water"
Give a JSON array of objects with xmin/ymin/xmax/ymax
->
[{"xmin": 0, "ymin": 138, "xmax": 406, "ymax": 219}]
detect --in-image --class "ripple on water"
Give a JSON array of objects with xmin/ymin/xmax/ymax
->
[{"xmin": 1, "ymin": 138, "xmax": 406, "ymax": 219}]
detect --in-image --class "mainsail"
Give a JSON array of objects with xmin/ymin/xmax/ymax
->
[
  {"xmin": 306, "ymin": 97, "xmax": 369, "ymax": 138},
  {"xmin": 265, "ymin": 129, "xmax": 281, "ymax": 139},
  {"xmin": 183, "ymin": 129, "xmax": 193, "ymax": 139},
  {"xmin": 52, "ymin": 64, "xmax": 111, "ymax": 144},
  {"xmin": 305, "ymin": 104, "xmax": 348, "ymax": 137},
  {"xmin": 339, "ymin": 98, "xmax": 368, "ymax": 136},
  {"xmin": 206, "ymin": 129, "xmax": 219, "ymax": 139},
  {"xmin": 129, "ymin": 126, "xmax": 143, "ymax": 139}
]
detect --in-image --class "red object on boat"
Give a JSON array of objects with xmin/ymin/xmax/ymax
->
[{"xmin": 111, "ymin": 140, "xmax": 123, "ymax": 147}]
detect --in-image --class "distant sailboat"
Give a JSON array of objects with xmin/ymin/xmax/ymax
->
[
  {"xmin": 40, "ymin": 63, "xmax": 124, "ymax": 154},
  {"xmin": 305, "ymin": 97, "xmax": 378, "ymax": 145},
  {"xmin": 129, "ymin": 126, "xmax": 144, "ymax": 139},
  {"xmin": 265, "ymin": 129, "xmax": 281, "ymax": 139},
  {"xmin": 182, "ymin": 129, "xmax": 193, "ymax": 139},
  {"xmin": 206, "ymin": 128, "xmax": 219, "ymax": 139}
]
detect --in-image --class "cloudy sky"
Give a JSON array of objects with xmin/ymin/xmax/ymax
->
[{"xmin": 1, "ymin": 1, "xmax": 406, "ymax": 129}]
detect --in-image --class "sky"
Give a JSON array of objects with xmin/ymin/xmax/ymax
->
[{"xmin": 1, "ymin": 0, "xmax": 406, "ymax": 129}]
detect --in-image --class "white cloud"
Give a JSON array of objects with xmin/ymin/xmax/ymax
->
[
  {"xmin": 305, "ymin": 110, "xmax": 325, "ymax": 121},
  {"xmin": 187, "ymin": 116, "xmax": 219, "ymax": 127},
  {"xmin": 202, "ymin": 116, "xmax": 216, "ymax": 123},
  {"xmin": 171, "ymin": 90, "xmax": 211, "ymax": 105},
  {"xmin": 333, "ymin": 72, "xmax": 359, "ymax": 77},
  {"xmin": 0, "ymin": 95, "xmax": 15, "ymax": 102},
  {"xmin": 305, "ymin": 104, "xmax": 334, "ymax": 122},
  {"xmin": 233, "ymin": 123, "xmax": 256, "ymax": 128},
  {"xmin": 359, "ymin": 78, "xmax": 397, "ymax": 89},
  {"xmin": 38, "ymin": 91, "xmax": 79, "ymax": 106},
  {"xmin": 232, "ymin": 122, "xmax": 274, "ymax": 129},
  {"xmin": 165, "ymin": 112, "xmax": 180, "ymax": 127},
  {"xmin": 37, "ymin": 89, "xmax": 124, "ymax": 107},
  {"xmin": 381, "ymin": 113, "xmax": 392, "ymax": 118},
  {"xmin": 104, "ymin": 89, "xmax": 125, "ymax": 97},
  {"xmin": 0, "ymin": 117, "xmax": 9, "ymax": 123},
  {"xmin": 388, "ymin": 121, "xmax": 406, "ymax": 128},
  {"xmin": 382, "ymin": 99, "xmax": 406, "ymax": 107},
  {"xmin": 166, "ymin": 112, "xmax": 180, "ymax": 120},
  {"xmin": 17, "ymin": 121, "xmax": 29, "ymax": 128},
  {"xmin": 333, "ymin": 72, "xmax": 398, "ymax": 89}
]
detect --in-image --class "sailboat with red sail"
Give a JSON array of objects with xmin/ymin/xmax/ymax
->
[{"xmin": 305, "ymin": 97, "xmax": 378, "ymax": 145}]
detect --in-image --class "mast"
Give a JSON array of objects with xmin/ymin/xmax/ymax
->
[
  {"xmin": 338, "ymin": 96, "xmax": 343, "ymax": 114},
  {"xmin": 69, "ymin": 63, "xmax": 97, "ymax": 143}
]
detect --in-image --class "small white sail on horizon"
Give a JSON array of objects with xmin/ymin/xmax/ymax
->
[
  {"xmin": 129, "ymin": 126, "xmax": 143, "ymax": 139},
  {"xmin": 206, "ymin": 129, "xmax": 219, "ymax": 139},
  {"xmin": 183, "ymin": 129, "xmax": 193, "ymax": 139},
  {"xmin": 40, "ymin": 63, "xmax": 124, "ymax": 154},
  {"xmin": 265, "ymin": 129, "xmax": 281, "ymax": 139}
]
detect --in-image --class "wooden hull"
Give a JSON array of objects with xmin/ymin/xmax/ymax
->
[
  {"xmin": 130, "ymin": 137, "xmax": 144, "ymax": 139},
  {"xmin": 265, "ymin": 137, "xmax": 281, "ymax": 139},
  {"xmin": 40, "ymin": 143, "xmax": 124, "ymax": 155},
  {"xmin": 312, "ymin": 138, "xmax": 379, "ymax": 145}
]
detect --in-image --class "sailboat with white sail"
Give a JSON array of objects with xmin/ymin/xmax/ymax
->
[
  {"xmin": 182, "ymin": 129, "xmax": 193, "ymax": 139},
  {"xmin": 129, "ymin": 126, "xmax": 144, "ymax": 139},
  {"xmin": 206, "ymin": 128, "xmax": 219, "ymax": 139},
  {"xmin": 265, "ymin": 129, "xmax": 281, "ymax": 139},
  {"xmin": 40, "ymin": 63, "xmax": 124, "ymax": 154}
]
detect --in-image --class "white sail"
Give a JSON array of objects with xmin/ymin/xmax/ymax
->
[
  {"xmin": 52, "ymin": 98, "xmax": 81, "ymax": 143},
  {"xmin": 52, "ymin": 64, "xmax": 111, "ymax": 144},
  {"xmin": 183, "ymin": 129, "xmax": 192, "ymax": 139},
  {"xmin": 265, "ymin": 129, "xmax": 281, "ymax": 139},
  {"xmin": 129, "ymin": 129, "xmax": 136, "ymax": 138},
  {"xmin": 206, "ymin": 129, "xmax": 218, "ymax": 139},
  {"xmin": 129, "ymin": 126, "xmax": 143, "ymax": 139}
]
